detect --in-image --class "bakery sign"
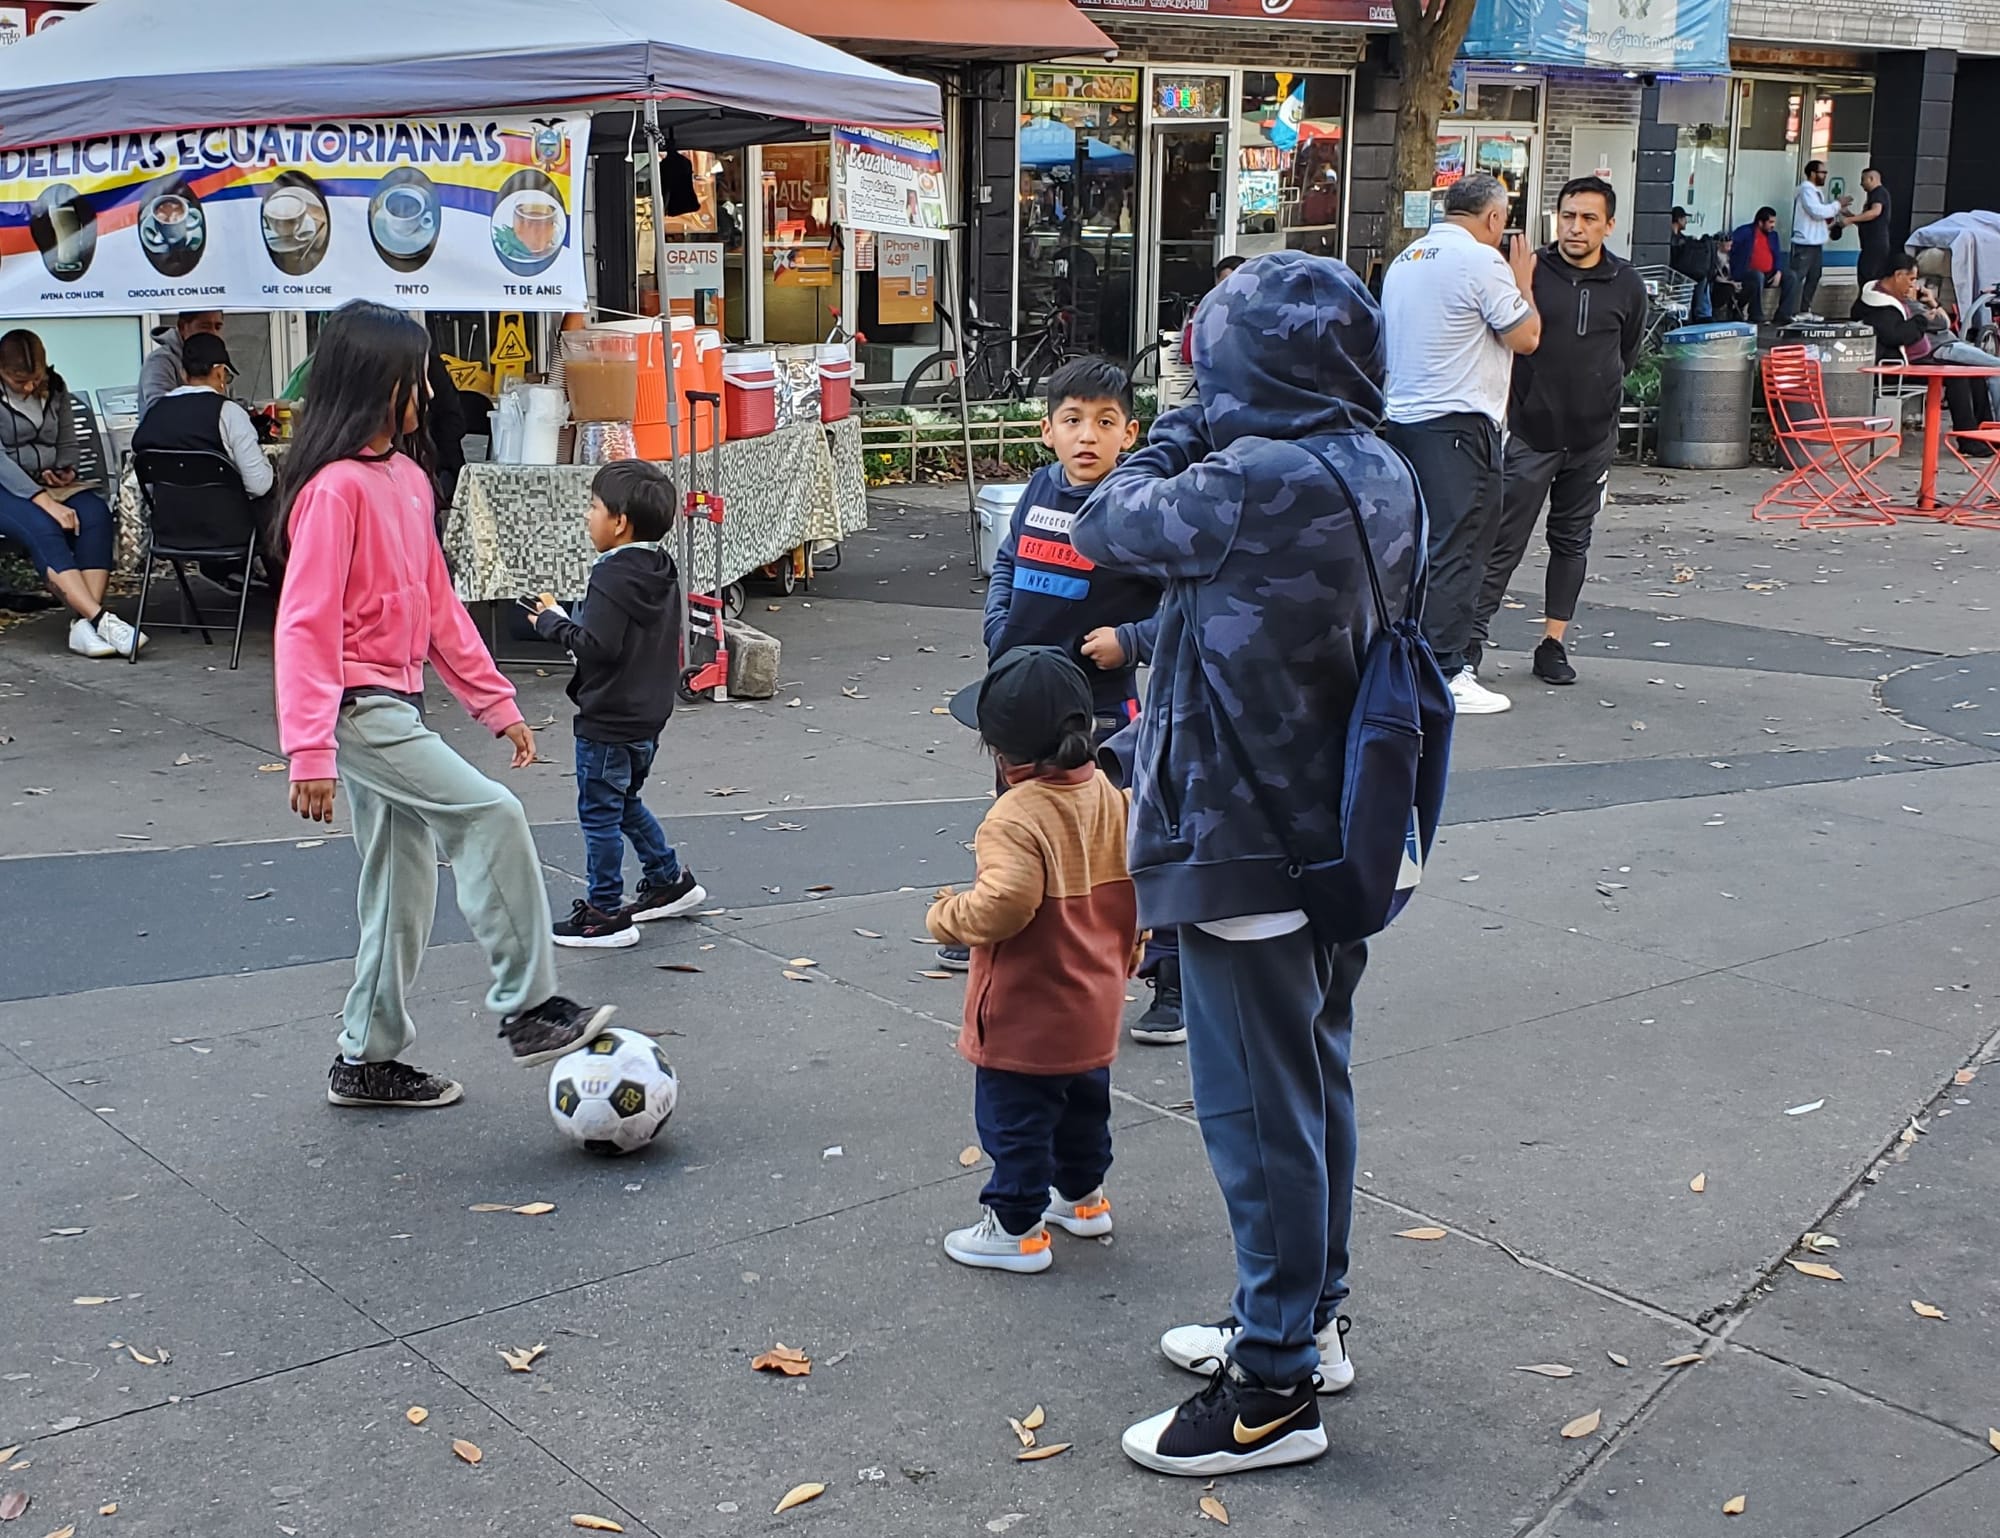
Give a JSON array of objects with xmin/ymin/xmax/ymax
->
[{"xmin": 1077, "ymin": 0, "xmax": 1394, "ymax": 23}]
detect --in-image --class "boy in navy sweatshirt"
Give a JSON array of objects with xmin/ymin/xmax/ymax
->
[{"xmin": 940, "ymin": 361, "xmax": 1167, "ymax": 1016}]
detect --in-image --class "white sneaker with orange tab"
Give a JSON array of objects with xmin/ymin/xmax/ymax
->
[
  {"xmin": 944, "ymin": 1209, "xmax": 1053, "ymax": 1274},
  {"xmin": 1042, "ymin": 1185, "xmax": 1115, "ymax": 1238}
]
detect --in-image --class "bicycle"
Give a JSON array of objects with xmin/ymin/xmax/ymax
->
[{"xmin": 898, "ymin": 306, "xmax": 1078, "ymax": 407}]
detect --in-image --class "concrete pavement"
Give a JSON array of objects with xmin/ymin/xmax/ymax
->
[{"xmin": 2, "ymin": 458, "xmax": 1998, "ymax": 1536}]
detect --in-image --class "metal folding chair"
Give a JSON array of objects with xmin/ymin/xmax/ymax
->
[
  {"xmin": 1944, "ymin": 424, "xmax": 2000, "ymax": 528},
  {"xmin": 130, "ymin": 449, "xmax": 260, "ymax": 669},
  {"xmin": 1753, "ymin": 346, "xmax": 1901, "ymax": 529}
]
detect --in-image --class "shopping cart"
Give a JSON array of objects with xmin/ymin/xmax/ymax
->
[{"xmin": 677, "ymin": 391, "xmax": 731, "ymax": 704}]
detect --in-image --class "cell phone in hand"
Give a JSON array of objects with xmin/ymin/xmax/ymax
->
[{"xmin": 517, "ymin": 593, "xmax": 542, "ymax": 614}]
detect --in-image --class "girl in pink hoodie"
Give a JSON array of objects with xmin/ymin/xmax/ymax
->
[{"xmin": 274, "ymin": 302, "xmax": 614, "ymax": 1109}]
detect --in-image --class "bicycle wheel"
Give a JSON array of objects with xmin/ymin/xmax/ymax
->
[
  {"xmin": 900, "ymin": 349, "xmax": 967, "ymax": 407},
  {"xmin": 1128, "ymin": 341, "xmax": 1164, "ymax": 388}
]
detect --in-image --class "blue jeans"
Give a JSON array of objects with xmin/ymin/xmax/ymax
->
[
  {"xmin": 1181, "ymin": 923, "xmax": 1366, "ymax": 1387},
  {"xmin": 974, "ymin": 1065, "xmax": 1113, "ymax": 1234},
  {"xmin": 574, "ymin": 734, "xmax": 681, "ymax": 912},
  {"xmin": 0, "ymin": 486, "xmax": 113, "ymax": 576}
]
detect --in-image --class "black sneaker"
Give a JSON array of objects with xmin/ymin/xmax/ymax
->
[
  {"xmin": 327, "ymin": 1058, "xmax": 464, "ymax": 1109},
  {"xmin": 1121, "ymin": 1359, "xmax": 1326, "ymax": 1477},
  {"xmin": 499, "ymin": 997, "xmax": 617, "ymax": 1067},
  {"xmin": 937, "ymin": 944, "xmax": 971, "ymax": 972},
  {"xmin": 1131, "ymin": 957, "xmax": 1186, "ymax": 1045},
  {"xmin": 1533, "ymin": 636, "xmax": 1578, "ymax": 685},
  {"xmin": 625, "ymin": 869, "xmax": 708, "ymax": 922},
  {"xmin": 553, "ymin": 898, "xmax": 640, "ymax": 950}
]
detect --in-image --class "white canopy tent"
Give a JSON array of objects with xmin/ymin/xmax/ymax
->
[{"xmin": 0, "ymin": 0, "xmax": 941, "ymax": 151}]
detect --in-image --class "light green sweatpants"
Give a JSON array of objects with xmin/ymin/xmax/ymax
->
[{"xmin": 333, "ymin": 695, "xmax": 558, "ymax": 1062}]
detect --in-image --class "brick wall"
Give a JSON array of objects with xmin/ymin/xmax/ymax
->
[
  {"xmin": 1732, "ymin": 1, "xmax": 2000, "ymax": 56},
  {"xmin": 1538, "ymin": 73, "xmax": 1642, "ymax": 224},
  {"xmin": 1090, "ymin": 16, "xmax": 1370, "ymax": 67}
]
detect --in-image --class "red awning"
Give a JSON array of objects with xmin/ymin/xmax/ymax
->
[{"xmin": 734, "ymin": 0, "xmax": 1115, "ymax": 62}]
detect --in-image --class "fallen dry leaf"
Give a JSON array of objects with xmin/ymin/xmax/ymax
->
[
  {"xmin": 1659, "ymin": 1353, "xmax": 1705, "ymax": 1368},
  {"xmin": 0, "ymin": 1453, "xmax": 13, "ymax": 1469},
  {"xmin": 957, "ymin": 1145, "xmax": 984, "ymax": 1167},
  {"xmin": 405, "ymin": 1407, "xmax": 429, "ymax": 1425},
  {"xmin": 1954, "ymin": 1068, "xmax": 1978, "ymax": 1086},
  {"xmin": 512, "ymin": 1202, "xmax": 556, "ymax": 1217},
  {"xmin": 1006, "ymin": 1417, "xmax": 1035, "ymax": 1449},
  {"xmin": 499, "ymin": 1343, "xmax": 547, "ymax": 1372},
  {"xmin": 919, "ymin": 970, "xmax": 955, "ymax": 980},
  {"xmin": 1396, "ymin": 1226, "xmax": 1448, "ymax": 1241},
  {"xmin": 570, "ymin": 1518, "xmax": 625, "ymax": 1532},
  {"xmin": 1606, "ymin": 1352, "xmax": 1629, "ymax": 1368},
  {"xmin": 1910, "ymin": 1300, "xmax": 1947, "ymax": 1320},
  {"xmin": 468, "ymin": 1203, "xmax": 514, "ymax": 1213},
  {"xmin": 1689, "ymin": 1173, "xmax": 1707, "ymax": 1193},
  {"xmin": 1559, "ymin": 1409, "xmax": 1602, "ymax": 1440},
  {"xmin": 774, "ymin": 1482, "xmax": 824, "ymax": 1514},
  {"xmin": 782, "ymin": 970, "xmax": 815, "ymax": 984},
  {"xmin": 1021, "ymin": 1406, "xmax": 1045, "ymax": 1432},
  {"xmin": 1016, "ymin": 1443, "xmax": 1071, "ymax": 1462},
  {"xmin": 257, "ymin": 762, "xmax": 286, "ymax": 772},
  {"xmin": 1990, "ymin": 1428, "xmax": 2000, "ymax": 1453},
  {"xmin": 128, "ymin": 1346, "xmax": 156, "ymax": 1366},
  {"xmin": 0, "ymin": 1493, "xmax": 27, "ymax": 1521},
  {"xmin": 72, "ymin": 1296, "xmax": 112, "ymax": 1306},
  {"xmin": 1787, "ymin": 1260, "xmax": 1844, "ymax": 1282},
  {"xmin": 1723, "ymin": 1494, "xmax": 1747, "ymax": 1516},
  {"xmin": 99, "ymin": 1506, "xmax": 118, "ymax": 1516},
  {"xmin": 1515, "ymin": 1363, "xmax": 1575, "ymax": 1378},
  {"xmin": 854, "ymin": 928, "xmax": 883, "ymax": 939},
  {"xmin": 1801, "ymin": 1232, "xmax": 1840, "ymax": 1253},
  {"xmin": 806, "ymin": 884, "xmax": 834, "ymax": 894},
  {"xmin": 451, "ymin": 1439, "xmax": 482, "ymax": 1465},
  {"xmin": 1199, "ymin": 1493, "xmax": 1230, "ymax": 1525},
  {"xmin": 43, "ymin": 1526, "xmax": 75, "ymax": 1538},
  {"xmin": 657, "ymin": 963, "xmax": 703, "ymax": 974},
  {"xmin": 753, "ymin": 1345, "xmax": 812, "ymax": 1378},
  {"xmin": 787, "ymin": 957, "xmax": 818, "ymax": 968}
]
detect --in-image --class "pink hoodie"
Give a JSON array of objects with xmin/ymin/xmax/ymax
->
[{"xmin": 274, "ymin": 454, "xmax": 522, "ymax": 782}]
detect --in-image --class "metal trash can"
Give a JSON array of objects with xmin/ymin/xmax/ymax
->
[
  {"xmin": 1773, "ymin": 320, "xmax": 1876, "ymax": 421},
  {"xmin": 1657, "ymin": 322, "xmax": 1758, "ymax": 469},
  {"xmin": 975, "ymin": 483, "xmax": 1025, "ymax": 576}
]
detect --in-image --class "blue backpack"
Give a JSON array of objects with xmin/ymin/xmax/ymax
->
[{"xmin": 1208, "ymin": 443, "xmax": 1455, "ymax": 942}]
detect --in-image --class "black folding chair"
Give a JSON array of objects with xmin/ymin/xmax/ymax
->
[
  {"xmin": 130, "ymin": 449, "xmax": 259, "ymax": 669},
  {"xmin": 65, "ymin": 390, "xmax": 110, "ymax": 483}
]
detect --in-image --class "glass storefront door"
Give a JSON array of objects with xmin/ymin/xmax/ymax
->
[
  {"xmin": 1237, "ymin": 71, "xmax": 1349, "ymax": 261},
  {"xmin": 1147, "ymin": 123, "xmax": 1224, "ymax": 339},
  {"xmin": 760, "ymin": 140, "xmax": 841, "ymax": 346}
]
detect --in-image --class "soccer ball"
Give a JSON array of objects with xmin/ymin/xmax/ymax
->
[{"xmin": 546, "ymin": 1028, "xmax": 679, "ymax": 1156}]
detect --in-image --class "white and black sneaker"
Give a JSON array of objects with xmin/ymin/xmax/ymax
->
[
  {"xmin": 553, "ymin": 899, "xmax": 640, "ymax": 949},
  {"xmin": 499, "ymin": 996, "xmax": 616, "ymax": 1067},
  {"xmin": 1122, "ymin": 1359, "xmax": 1326, "ymax": 1478},
  {"xmin": 625, "ymin": 869, "xmax": 707, "ymax": 921},
  {"xmin": 1160, "ymin": 1314, "xmax": 1354, "ymax": 1395},
  {"xmin": 326, "ymin": 1058, "xmax": 464, "ymax": 1109},
  {"xmin": 936, "ymin": 944, "xmax": 972, "ymax": 973}
]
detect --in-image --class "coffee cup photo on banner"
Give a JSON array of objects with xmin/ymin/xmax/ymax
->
[{"xmin": 0, "ymin": 116, "xmax": 588, "ymax": 312}]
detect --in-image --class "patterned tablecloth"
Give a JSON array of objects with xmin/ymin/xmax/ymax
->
[{"xmin": 444, "ymin": 415, "xmax": 865, "ymax": 601}]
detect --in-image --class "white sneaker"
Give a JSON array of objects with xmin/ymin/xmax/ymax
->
[
  {"xmin": 92, "ymin": 612, "xmax": 148, "ymax": 657},
  {"xmin": 943, "ymin": 1209, "xmax": 1053, "ymax": 1274},
  {"xmin": 1042, "ymin": 1185, "xmax": 1114, "ymax": 1238},
  {"xmin": 1448, "ymin": 667, "xmax": 1511, "ymax": 714},
  {"xmin": 68, "ymin": 617, "xmax": 117, "ymax": 658},
  {"xmin": 1160, "ymin": 1314, "xmax": 1354, "ymax": 1395}
]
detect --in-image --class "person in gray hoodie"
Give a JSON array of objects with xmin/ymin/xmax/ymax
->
[
  {"xmin": 1073, "ymin": 250, "xmax": 1422, "ymax": 1479},
  {"xmin": 136, "ymin": 312, "xmax": 224, "ymax": 419}
]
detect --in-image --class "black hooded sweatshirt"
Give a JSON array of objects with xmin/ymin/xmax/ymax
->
[
  {"xmin": 1507, "ymin": 243, "xmax": 1648, "ymax": 454},
  {"xmin": 532, "ymin": 544, "xmax": 681, "ymax": 742}
]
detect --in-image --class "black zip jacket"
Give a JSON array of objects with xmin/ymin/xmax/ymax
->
[
  {"xmin": 532, "ymin": 544, "xmax": 681, "ymax": 743},
  {"xmin": 1507, "ymin": 244, "xmax": 1648, "ymax": 453}
]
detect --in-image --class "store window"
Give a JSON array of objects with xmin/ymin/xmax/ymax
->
[
  {"xmin": 638, "ymin": 150, "xmax": 748, "ymax": 340},
  {"xmin": 1017, "ymin": 65, "xmax": 1142, "ymax": 361},
  {"xmin": 1236, "ymin": 72, "xmax": 1348, "ymax": 261},
  {"xmin": 1671, "ymin": 121, "xmax": 1730, "ymax": 238},
  {"xmin": 761, "ymin": 141, "xmax": 841, "ymax": 346},
  {"xmin": 1726, "ymin": 78, "xmax": 1874, "ymax": 237},
  {"xmin": 1436, "ymin": 78, "xmax": 1540, "ymax": 235}
]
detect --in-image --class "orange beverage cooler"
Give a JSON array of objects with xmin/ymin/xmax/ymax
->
[{"xmin": 604, "ymin": 318, "xmax": 725, "ymax": 459}]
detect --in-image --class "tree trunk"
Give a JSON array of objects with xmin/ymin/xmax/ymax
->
[{"xmin": 1386, "ymin": 0, "xmax": 1480, "ymax": 263}]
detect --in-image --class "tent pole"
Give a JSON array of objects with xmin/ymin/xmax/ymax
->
[
  {"xmin": 644, "ymin": 95, "xmax": 693, "ymax": 665},
  {"xmin": 948, "ymin": 223, "xmax": 978, "ymax": 552}
]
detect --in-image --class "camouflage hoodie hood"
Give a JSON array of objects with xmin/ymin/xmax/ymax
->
[{"xmin": 1073, "ymin": 252, "xmax": 1422, "ymax": 930}]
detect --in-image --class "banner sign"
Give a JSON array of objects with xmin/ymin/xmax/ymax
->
[
  {"xmin": 831, "ymin": 125, "xmax": 947, "ymax": 243},
  {"xmin": 658, "ymin": 241, "xmax": 723, "ymax": 325},
  {"xmin": 1077, "ymin": 0, "xmax": 1391, "ymax": 24},
  {"xmin": 1462, "ymin": 0, "xmax": 1730, "ymax": 74},
  {"xmin": 0, "ymin": 114, "xmax": 589, "ymax": 316}
]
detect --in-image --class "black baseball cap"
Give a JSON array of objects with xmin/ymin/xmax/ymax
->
[
  {"xmin": 947, "ymin": 645, "xmax": 1094, "ymax": 763},
  {"xmin": 183, "ymin": 333, "xmax": 235, "ymax": 377}
]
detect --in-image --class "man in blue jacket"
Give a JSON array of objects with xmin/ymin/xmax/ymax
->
[
  {"xmin": 1074, "ymin": 251, "xmax": 1422, "ymax": 1479},
  {"xmin": 1731, "ymin": 207, "xmax": 1786, "ymax": 323}
]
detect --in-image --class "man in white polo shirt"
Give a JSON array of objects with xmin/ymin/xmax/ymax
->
[{"xmin": 1380, "ymin": 173, "xmax": 1541, "ymax": 714}]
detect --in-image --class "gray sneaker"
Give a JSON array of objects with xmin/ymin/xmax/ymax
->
[
  {"xmin": 498, "ymin": 997, "xmax": 616, "ymax": 1067},
  {"xmin": 326, "ymin": 1058, "xmax": 463, "ymax": 1109}
]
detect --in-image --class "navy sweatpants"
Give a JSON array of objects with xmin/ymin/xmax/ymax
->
[
  {"xmin": 1180, "ymin": 923, "xmax": 1366, "ymax": 1387},
  {"xmin": 974, "ymin": 1066, "xmax": 1113, "ymax": 1235}
]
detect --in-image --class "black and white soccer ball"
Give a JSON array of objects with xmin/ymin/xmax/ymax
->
[{"xmin": 546, "ymin": 1028, "xmax": 679, "ymax": 1156}]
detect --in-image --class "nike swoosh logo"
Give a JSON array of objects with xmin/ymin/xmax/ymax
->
[{"xmin": 1233, "ymin": 1402, "xmax": 1311, "ymax": 1445}]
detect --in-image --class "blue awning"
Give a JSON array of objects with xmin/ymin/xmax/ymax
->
[{"xmin": 1460, "ymin": 0, "xmax": 1730, "ymax": 76}]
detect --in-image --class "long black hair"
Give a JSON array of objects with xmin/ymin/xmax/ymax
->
[{"xmin": 279, "ymin": 301, "xmax": 434, "ymax": 550}]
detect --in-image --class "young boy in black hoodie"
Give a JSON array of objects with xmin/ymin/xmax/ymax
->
[{"xmin": 525, "ymin": 461, "xmax": 706, "ymax": 948}]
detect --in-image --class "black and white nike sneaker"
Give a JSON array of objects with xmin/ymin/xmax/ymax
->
[{"xmin": 1121, "ymin": 1359, "xmax": 1326, "ymax": 1477}]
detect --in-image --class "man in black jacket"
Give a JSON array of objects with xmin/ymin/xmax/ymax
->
[
  {"xmin": 1852, "ymin": 254, "xmax": 1996, "ymax": 450},
  {"xmin": 1470, "ymin": 176, "xmax": 1647, "ymax": 686}
]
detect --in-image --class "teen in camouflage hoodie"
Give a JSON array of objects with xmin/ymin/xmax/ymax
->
[{"xmin": 1073, "ymin": 250, "xmax": 1422, "ymax": 1479}]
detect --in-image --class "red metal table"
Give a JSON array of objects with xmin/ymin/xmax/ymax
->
[{"xmin": 1862, "ymin": 362, "xmax": 2000, "ymax": 513}]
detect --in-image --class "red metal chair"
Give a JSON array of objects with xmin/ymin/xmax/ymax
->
[
  {"xmin": 1754, "ymin": 345, "xmax": 1900, "ymax": 528},
  {"xmin": 1944, "ymin": 423, "xmax": 2000, "ymax": 528}
]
